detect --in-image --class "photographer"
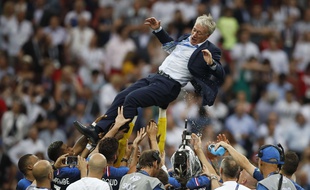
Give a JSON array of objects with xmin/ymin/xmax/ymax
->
[{"xmin": 47, "ymin": 138, "xmax": 87, "ymax": 190}]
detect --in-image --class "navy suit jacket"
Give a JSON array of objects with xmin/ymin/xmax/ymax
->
[{"xmin": 153, "ymin": 29, "xmax": 225, "ymax": 106}]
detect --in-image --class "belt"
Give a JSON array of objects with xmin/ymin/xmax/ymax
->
[{"xmin": 157, "ymin": 70, "xmax": 173, "ymax": 80}]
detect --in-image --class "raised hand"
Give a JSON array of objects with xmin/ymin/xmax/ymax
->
[
  {"xmin": 114, "ymin": 106, "xmax": 131, "ymax": 129},
  {"xmin": 144, "ymin": 17, "xmax": 161, "ymax": 30},
  {"xmin": 216, "ymin": 133, "xmax": 230, "ymax": 144},
  {"xmin": 146, "ymin": 120, "xmax": 158, "ymax": 140},
  {"xmin": 133, "ymin": 127, "xmax": 147, "ymax": 146},
  {"xmin": 191, "ymin": 133, "xmax": 202, "ymax": 151},
  {"xmin": 54, "ymin": 153, "xmax": 70, "ymax": 169},
  {"xmin": 202, "ymin": 49, "xmax": 213, "ymax": 66}
]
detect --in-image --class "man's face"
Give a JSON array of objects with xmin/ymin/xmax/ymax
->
[
  {"xmin": 238, "ymin": 169, "xmax": 246, "ymax": 183},
  {"xmin": 190, "ymin": 24, "xmax": 209, "ymax": 45},
  {"xmin": 30, "ymin": 155, "xmax": 39, "ymax": 167},
  {"xmin": 61, "ymin": 144, "xmax": 74, "ymax": 155}
]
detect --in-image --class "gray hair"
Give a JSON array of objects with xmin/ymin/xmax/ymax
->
[
  {"xmin": 195, "ymin": 14, "xmax": 216, "ymax": 35},
  {"xmin": 221, "ymin": 156, "xmax": 240, "ymax": 178}
]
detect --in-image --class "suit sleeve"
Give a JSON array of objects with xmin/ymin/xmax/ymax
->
[
  {"xmin": 152, "ymin": 29, "xmax": 174, "ymax": 44},
  {"xmin": 209, "ymin": 48, "xmax": 225, "ymax": 85}
]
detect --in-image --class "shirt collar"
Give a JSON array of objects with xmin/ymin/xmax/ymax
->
[
  {"xmin": 222, "ymin": 181, "xmax": 238, "ymax": 185},
  {"xmin": 188, "ymin": 36, "xmax": 208, "ymax": 47},
  {"xmin": 139, "ymin": 170, "xmax": 150, "ymax": 176}
]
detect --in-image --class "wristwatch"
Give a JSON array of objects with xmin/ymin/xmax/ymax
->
[
  {"xmin": 52, "ymin": 163, "xmax": 57, "ymax": 171},
  {"xmin": 210, "ymin": 175, "xmax": 218, "ymax": 181},
  {"xmin": 209, "ymin": 60, "xmax": 216, "ymax": 67}
]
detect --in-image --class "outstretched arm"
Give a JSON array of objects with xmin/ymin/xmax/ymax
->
[
  {"xmin": 147, "ymin": 120, "xmax": 160, "ymax": 151},
  {"xmin": 215, "ymin": 141, "xmax": 256, "ymax": 176},
  {"xmin": 144, "ymin": 17, "xmax": 161, "ymax": 30},
  {"xmin": 128, "ymin": 127, "xmax": 147, "ymax": 173},
  {"xmin": 191, "ymin": 133, "xmax": 219, "ymax": 177},
  {"xmin": 145, "ymin": 17, "xmax": 174, "ymax": 44},
  {"xmin": 89, "ymin": 106, "xmax": 130, "ymax": 157}
]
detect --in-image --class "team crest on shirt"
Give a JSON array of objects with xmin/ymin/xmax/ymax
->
[{"xmin": 129, "ymin": 175, "xmax": 141, "ymax": 182}]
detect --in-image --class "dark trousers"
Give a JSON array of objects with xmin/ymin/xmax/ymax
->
[{"xmin": 97, "ymin": 74, "xmax": 181, "ymax": 132}]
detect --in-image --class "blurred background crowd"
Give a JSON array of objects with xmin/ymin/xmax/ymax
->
[{"xmin": 0, "ymin": 0, "xmax": 310, "ymax": 189}]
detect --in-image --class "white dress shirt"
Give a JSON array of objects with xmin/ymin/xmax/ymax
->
[
  {"xmin": 261, "ymin": 49, "xmax": 289, "ymax": 74},
  {"xmin": 67, "ymin": 27, "xmax": 94, "ymax": 57},
  {"xmin": 8, "ymin": 138, "xmax": 45, "ymax": 166},
  {"xmin": 159, "ymin": 38, "xmax": 197, "ymax": 86},
  {"xmin": 215, "ymin": 181, "xmax": 250, "ymax": 190},
  {"xmin": 67, "ymin": 177, "xmax": 111, "ymax": 190},
  {"xmin": 44, "ymin": 26, "xmax": 68, "ymax": 46},
  {"xmin": 1, "ymin": 111, "xmax": 28, "ymax": 149},
  {"xmin": 104, "ymin": 34, "xmax": 136, "ymax": 73}
]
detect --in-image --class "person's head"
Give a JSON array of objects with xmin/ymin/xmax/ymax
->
[
  {"xmin": 109, "ymin": 74, "xmax": 124, "ymax": 90},
  {"xmin": 18, "ymin": 154, "xmax": 39, "ymax": 177},
  {"xmin": 98, "ymin": 137, "xmax": 119, "ymax": 164},
  {"xmin": 11, "ymin": 96, "xmax": 24, "ymax": 114},
  {"xmin": 190, "ymin": 14, "xmax": 216, "ymax": 45},
  {"xmin": 28, "ymin": 127, "xmax": 39, "ymax": 141},
  {"xmin": 47, "ymin": 115, "xmax": 58, "ymax": 131},
  {"xmin": 49, "ymin": 15, "xmax": 60, "ymax": 29},
  {"xmin": 47, "ymin": 141, "xmax": 73, "ymax": 162},
  {"xmin": 156, "ymin": 168, "xmax": 169, "ymax": 185},
  {"xmin": 281, "ymin": 151, "xmax": 299, "ymax": 177},
  {"xmin": 235, "ymin": 102, "xmax": 246, "ymax": 117},
  {"xmin": 77, "ymin": 15, "xmax": 88, "ymax": 28},
  {"xmin": 74, "ymin": 0, "xmax": 85, "ymax": 13},
  {"xmin": 268, "ymin": 35, "xmax": 280, "ymax": 50},
  {"xmin": 138, "ymin": 150, "xmax": 161, "ymax": 176},
  {"xmin": 238, "ymin": 28, "xmax": 251, "ymax": 43},
  {"xmin": 257, "ymin": 144, "xmax": 284, "ymax": 176},
  {"xmin": 88, "ymin": 153, "xmax": 107, "ymax": 177},
  {"xmin": 238, "ymin": 169, "xmax": 257, "ymax": 189},
  {"xmin": 295, "ymin": 111, "xmax": 307, "ymax": 126},
  {"xmin": 220, "ymin": 156, "xmax": 240, "ymax": 180},
  {"xmin": 266, "ymin": 112, "xmax": 278, "ymax": 126},
  {"xmin": 2, "ymin": 1, "xmax": 14, "ymax": 17},
  {"xmin": 32, "ymin": 160, "xmax": 54, "ymax": 185}
]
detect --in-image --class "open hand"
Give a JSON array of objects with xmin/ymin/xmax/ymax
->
[
  {"xmin": 202, "ymin": 49, "xmax": 213, "ymax": 65},
  {"xmin": 114, "ymin": 106, "xmax": 131, "ymax": 128},
  {"xmin": 144, "ymin": 17, "xmax": 161, "ymax": 30}
]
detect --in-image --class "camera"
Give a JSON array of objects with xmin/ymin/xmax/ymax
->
[
  {"xmin": 171, "ymin": 119, "xmax": 202, "ymax": 187},
  {"xmin": 65, "ymin": 156, "xmax": 78, "ymax": 166}
]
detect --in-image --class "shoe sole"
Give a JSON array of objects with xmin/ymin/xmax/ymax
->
[{"xmin": 73, "ymin": 121, "xmax": 97, "ymax": 144}]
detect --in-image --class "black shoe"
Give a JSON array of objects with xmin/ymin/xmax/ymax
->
[{"xmin": 73, "ymin": 121, "xmax": 99, "ymax": 145}]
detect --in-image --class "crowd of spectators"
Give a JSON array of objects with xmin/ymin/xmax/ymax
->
[{"xmin": 1, "ymin": 0, "xmax": 310, "ymax": 189}]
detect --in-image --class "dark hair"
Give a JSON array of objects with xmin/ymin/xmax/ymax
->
[
  {"xmin": 47, "ymin": 141, "xmax": 64, "ymax": 162},
  {"xmin": 18, "ymin": 154, "xmax": 33, "ymax": 175},
  {"xmin": 138, "ymin": 150, "xmax": 161, "ymax": 168},
  {"xmin": 221, "ymin": 156, "xmax": 240, "ymax": 178},
  {"xmin": 98, "ymin": 137, "xmax": 119, "ymax": 163},
  {"xmin": 156, "ymin": 168, "xmax": 169, "ymax": 185},
  {"xmin": 282, "ymin": 151, "xmax": 299, "ymax": 176}
]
